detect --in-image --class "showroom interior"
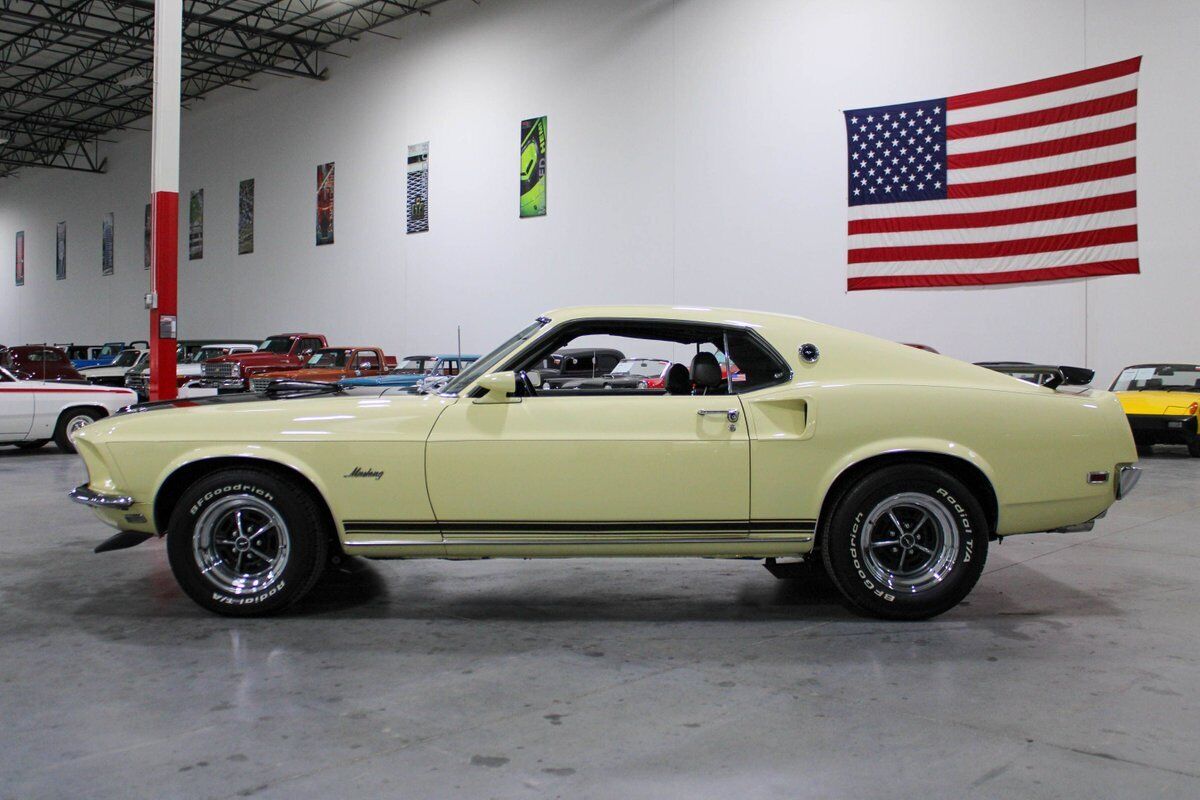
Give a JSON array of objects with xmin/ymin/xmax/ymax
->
[{"xmin": 2, "ymin": 0, "xmax": 1199, "ymax": 797}]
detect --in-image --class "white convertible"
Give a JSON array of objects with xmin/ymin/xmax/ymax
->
[{"xmin": 0, "ymin": 367, "xmax": 137, "ymax": 453}]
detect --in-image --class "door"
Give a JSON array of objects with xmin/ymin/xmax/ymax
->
[
  {"xmin": 0, "ymin": 380, "xmax": 35, "ymax": 438},
  {"xmin": 425, "ymin": 393, "xmax": 750, "ymax": 539}
]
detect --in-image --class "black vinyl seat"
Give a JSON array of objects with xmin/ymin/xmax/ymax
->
[
  {"xmin": 690, "ymin": 352, "xmax": 723, "ymax": 395},
  {"xmin": 664, "ymin": 363, "xmax": 691, "ymax": 395}
]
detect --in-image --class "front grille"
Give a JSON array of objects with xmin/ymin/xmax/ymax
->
[
  {"xmin": 250, "ymin": 377, "xmax": 273, "ymax": 394},
  {"xmin": 202, "ymin": 362, "xmax": 239, "ymax": 379},
  {"xmin": 126, "ymin": 372, "xmax": 147, "ymax": 389}
]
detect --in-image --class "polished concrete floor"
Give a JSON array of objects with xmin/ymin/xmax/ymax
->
[{"xmin": 1, "ymin": 448, "xmax": 1198, "ymax": 799}]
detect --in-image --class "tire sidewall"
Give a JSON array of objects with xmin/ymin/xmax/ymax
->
[
  {"xmin": 54, "ymin": 408, "xmax": 99, "ymax": 453},
  {"xmin": 824, "ymin": 465, "xmax": 988, "ymax": 620},
  {"xmin": 167, "ymin": 470, "xmax": 325, "ymax": 616}
]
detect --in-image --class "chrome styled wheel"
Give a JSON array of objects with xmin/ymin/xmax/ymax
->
[
  {"xmin": 860, "ymin": 492, "xmax": 960, "ymax": 593},
  {"xmin": 191, "ymin": 494, "xmax": 291, "ymax": 595}
]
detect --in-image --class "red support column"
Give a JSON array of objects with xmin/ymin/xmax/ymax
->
[
  {"xmin": 149, "ymin": 191, "xmax": 178, "ymax": 400},
  {"xmin": 148, "ymin": 0, "xmax": 181, "ymax": 401}
]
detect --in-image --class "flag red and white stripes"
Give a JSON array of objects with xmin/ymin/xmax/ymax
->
[{"xmin": 844, "ymin": 57, "xmax": 1141, "ymax": 290}]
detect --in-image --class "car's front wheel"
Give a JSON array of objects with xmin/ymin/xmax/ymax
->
[
  {"xmin": 822, "ymin": 464, "xmax": 988, "ymax": 620},
  {"xmin": 54, "ymin": 408, "xmax": 102, "ymax": 453},
  {"xmin": 167, "ymin": 468, "xmax": 328, "ymax": 616}
]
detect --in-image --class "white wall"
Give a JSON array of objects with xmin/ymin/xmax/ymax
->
[{"xmin": 1, "ymin": 0, "xmax": 1197, "ymax": 385}]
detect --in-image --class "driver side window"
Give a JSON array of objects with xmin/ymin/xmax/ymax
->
[{"xmin": 508, "ymin": 320, "xmax": 787, "ymax": 398}]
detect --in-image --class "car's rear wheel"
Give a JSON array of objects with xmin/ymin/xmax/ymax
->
[
  {"xmin": 822, "ymin": 464, "xmax": 988, "ymax": 620},
  {"xmin": 53, "ymin": 408, "xmax": 102, "ymax": 453},
  {"xmin": 15, "ymin": 439, "xmax": 49, "ymax": 451},
  {"xmin": 166, "ymin": 468, "xmax": 328, "ymax": 616}
]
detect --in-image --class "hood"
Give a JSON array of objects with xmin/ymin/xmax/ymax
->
[
  {"xmin": 257, "ymin": 367, "xmax": 346, "ymax": 382},
  {"xmin": 207, "ymin": 351, "xmax": 292, "ymax": 366},
  {"xmin": 1116, "ymin": 390, "xmax": 1200, "ymax": 416},
  {"xmin": 78, "ymin": 392, "xmax": 454, "ymax": 446}
]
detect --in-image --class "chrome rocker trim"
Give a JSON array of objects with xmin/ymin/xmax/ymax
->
[{"xmin": 69, "ymin": 484, "xmax": 134, "ymax": 510}]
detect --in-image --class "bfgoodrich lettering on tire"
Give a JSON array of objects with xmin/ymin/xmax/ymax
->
[
  {"xmin": 167, "ymin": 468, "xmax": 328, "ymax": 616},
  {"xmin": 821, "ymin": 464, "xmax": 988, "ymax": 620}
]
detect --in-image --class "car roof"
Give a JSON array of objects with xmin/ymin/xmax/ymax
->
[
  {"xmin": 1121, "ymin": 363, "xmax": 1200, "ymax": 370},
  {"xmin": 540, "ymin": 305, "xmax": 811, "ymax": 329}
]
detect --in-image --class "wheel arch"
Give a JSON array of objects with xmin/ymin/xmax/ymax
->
[
  {"xmin": 816, "ymin": 450, "xmax": 1000, "ymax": 546},
  {"xmin": 153, "ymin": 455, "xmax": 339, "ymax": 551}
]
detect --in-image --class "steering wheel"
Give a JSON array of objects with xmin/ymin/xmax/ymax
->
[{"xmin": 517, "ymin": 370, "xmax": 539, "ymax": 397}]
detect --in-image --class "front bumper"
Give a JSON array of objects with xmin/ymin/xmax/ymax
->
[
  {"xmin": 69, "ymin": 484, "xmax": 133, "ymax": 510},
  {"xmin": 188, "ymin": 378, "xmax": 247, "ymax": 394}
]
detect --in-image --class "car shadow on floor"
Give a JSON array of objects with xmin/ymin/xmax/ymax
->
[{"xmin": 54, "ymin": 547, "xmax": 1122, "ymax": 637}]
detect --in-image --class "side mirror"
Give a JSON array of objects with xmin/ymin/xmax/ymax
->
[{"xmin": 474, "ymin": 371, "xmax": 519, "ymax": 404}]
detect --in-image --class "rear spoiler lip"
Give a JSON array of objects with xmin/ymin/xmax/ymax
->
[{"xmin": 976, "ymin": 362, "xmax": 1095, "ymax": 390}]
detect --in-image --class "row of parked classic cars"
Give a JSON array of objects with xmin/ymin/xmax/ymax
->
[{"xmin": 3, "ymin": 333, "xmax": 1198, "ymax": 459}]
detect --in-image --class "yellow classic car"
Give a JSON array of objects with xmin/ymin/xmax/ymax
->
[
  {"xmin": 70, "ymin": 306, "xmax": 1140, "ymax": 620},
  {"xmin": 1110, "ymin": 363, "xmax": 1200, "ymax": 457}
]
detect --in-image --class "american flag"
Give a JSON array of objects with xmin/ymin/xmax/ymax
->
[{"xmin": 844, "ymin": 57, "xmax": 1140, "ymax": 290}]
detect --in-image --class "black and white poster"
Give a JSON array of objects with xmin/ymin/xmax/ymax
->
[{"xmin": 406, "ymin": 142, "xmax": 429, "ymax": 234}]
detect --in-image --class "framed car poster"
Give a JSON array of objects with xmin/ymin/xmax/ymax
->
[
  {"xmin": 406, "ymin": 142, "xmax": 429, "ymax": 234},
  {"xmin": 101, "ymin": 212, "xmax": 114, "ymax": 276},
  {"xmin": 144, "ymin": 203, "xmax": 151, "ymax": 269},
  {"xmin": 56, "ymin": 221, "xmax": 67, "ymax": 280},
  {"xmin": 188, "ymin": 189, "xmax": 204, "ymax": 260},
  {"xmin": 238, "ymin": 178, "xmax": 255, "ymax": 254},
  {"xmin": 520, "ymin": 116, "xmax": 547, "ymax": 218},
  {"xmin": 15, "ymin": 230, "xmax": 24, "ymax": 287},
  {"xmin": 316, "ymin": 162, "xmax": 335, "ymax": 245}
]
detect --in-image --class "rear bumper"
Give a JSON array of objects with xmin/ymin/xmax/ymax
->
[
  {"xmin": 1126, "ymin": 414, "xmax": 1198, "ymax": 446},
  {"xmin": 1116, "ymin": 465, "xmax": 1141, "ymax": 500},
  {"xmin": 69, "ymin": 484, "xmax": 133, "ymax": 510}
]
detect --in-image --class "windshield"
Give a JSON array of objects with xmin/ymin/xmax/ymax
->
[
  {"xmin": 306, "ymin": 349, "xmax": 349, "ymax": 368},
  {"xmin": 191, "ymin": 347, "xmax": 229, "ymax": 362},
  {"xmin": 259, "ymin": 337, "xmax": 294, "ymax": 354},
  {"xmin": 111, "ymin": 350, "xmax": 140, "ymax": 367},
  {"xmin": 395, "ymin": 358, "xmax": 430, "ymax": 372},
  {"xmin": 443, "ymin": 320, "xmax": 547, "ymax": 395},
  {"xmin": 99, "ymin": 344, "xmax": 122, "ymax": 357},
  {"xmin": 1111, "ymin": 365, "xmax": 1200, "ymax": 392},
  {"xmin": 134, "ymin": 352, "xmax": 150, "ymax": 369},
  {"xmin": 610, "ymin": 358, "xmax": 668, "ymax": 378}
]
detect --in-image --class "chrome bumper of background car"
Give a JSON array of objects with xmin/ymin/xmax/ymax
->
[
  {"xmin": 69, "ymin": 484, "xmax": 134, "ymax": 510},
  {"xmin": 1116, "ymin": 465, "xmax": 1141, "ymax": 500}
]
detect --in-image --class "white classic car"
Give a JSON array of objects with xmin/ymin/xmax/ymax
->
[
  {"xmin": 0, "ymin": 366, "xmax": 138, "ymax": 453},
  {"xmin": 71, "ymin": 306, "xmax": 1139, "ymax": 620},
  {"xmin": 77, "ymin": 348, "xmax": 146, "ymax": 387}
]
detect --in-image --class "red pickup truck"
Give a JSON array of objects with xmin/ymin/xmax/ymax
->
[{"xmin": 197, "ymin": 333, "xmax": 328, "ymax": 393}]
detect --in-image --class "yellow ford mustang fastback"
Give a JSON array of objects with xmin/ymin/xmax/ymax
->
[
  {"xmin": 70, "ymin": 306, "xmax": 1140, "ymax": 620},
  {"xmin": 1110, "ymin": 364, "xmax": 1200, "ymax": 457}
]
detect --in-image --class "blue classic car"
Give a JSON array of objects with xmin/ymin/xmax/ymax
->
[
  {"xmin": 71, "ymin": 340, "xmax": 149, "ymax": 369},
  {"xmin": 339, "ymin": 354, "xmax": 479, "ymax": 393}
]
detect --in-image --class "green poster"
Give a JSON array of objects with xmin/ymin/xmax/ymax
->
[{"xmin": 520, "ymin": 116, "xmax": 547, "ymax": 217}]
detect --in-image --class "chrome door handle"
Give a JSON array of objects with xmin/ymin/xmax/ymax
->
[{"xmin": 698, "ymin": 408, "xmax": 740, "ymax": 430}]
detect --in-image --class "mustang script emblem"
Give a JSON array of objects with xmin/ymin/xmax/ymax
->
[{"xmin": 344, "ymin": 467, "xmax": 384, "ymax": 480}]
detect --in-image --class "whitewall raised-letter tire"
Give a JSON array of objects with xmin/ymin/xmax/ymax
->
[
  {"xmin": 166, "ymin": 468, "xmax": 328, "ymax": 616},
  {"xmin": 821, "ymin": 464, "xmax": 988, "ymax": 621}
]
